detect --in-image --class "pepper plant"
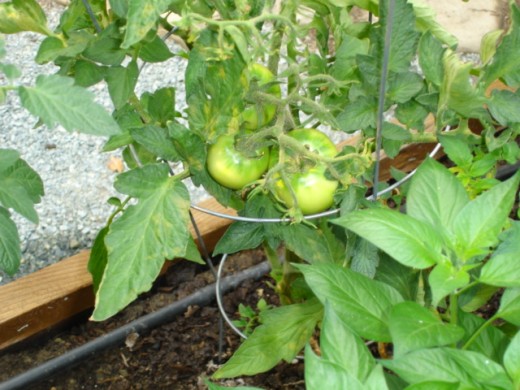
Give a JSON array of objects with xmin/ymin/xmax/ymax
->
[{"xmin": 1, "ymin": 0, "xmax": 520, "ymax": 388}]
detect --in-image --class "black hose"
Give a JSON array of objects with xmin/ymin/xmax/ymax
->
[{"xmin": 0, "ymin": 261, "xmax": 271, "ymax": 390}]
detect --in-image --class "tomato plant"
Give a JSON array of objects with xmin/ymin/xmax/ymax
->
[
  {"xmin": 207, "ymin": 133, "xmax": 269, "ymax": 190},
  {"xmin": 2, "ymin": 0, "xmax": 520, "ymax": 388},
  {"xmin": 241, "ymin": 63, "xmax": 281, "ymax": 130},
  {"xmin": 271, "ymin": 128, "xmax": 339, "ymax": 215}
]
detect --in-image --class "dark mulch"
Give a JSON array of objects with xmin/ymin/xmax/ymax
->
[{"xmin": 0, "ymin": 250, "xmax": 305, "ymax": 390}]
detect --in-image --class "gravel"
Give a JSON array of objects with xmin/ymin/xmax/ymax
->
[{"xmin": 0, "ymin": 2, "xmax": 209, "ymax": 284}]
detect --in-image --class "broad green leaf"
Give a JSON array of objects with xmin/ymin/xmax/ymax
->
[
  {"xmin": 350, "ymin": 237, "xmax": 379, "ymax": 278},
  {"xmin": 87, "ymin": 226, "xmax": 109, "ymax": 294},
  {"xmin": 458, "ymin": 283, "xmax": 498, "ymax": 313},
  {"xmin": 375, "ymin": 253, "xmax": 419, "ymax": 301},
  {"xmin": 389, "ymin": 301, "xmax": 465, "ymax": 357},
  {"xmin": 418, "ymin": 31, "xmax": 445, "ymax": 87},
  {"xmin": 382, "ymin": 122, "xmax": 412, "ymax": 142},
  {"xmin": 488, "ymin": 89, "xmax": 520, "ymax": 126},
  {"xmin": 407, "ymin": 157, "xmax": 469, "ymax": 232},
  {"xmin": 91, "ymin": 171, "xmax": 193, "ymax": 321},
  {"xmin": 394, "ymin": 100, "xmax": 429, "ymax": 132},
  {"xmin": 444, "ymin": 348, "xmax": 512, "ymax": 390},
  {"xmin": 480, "ymin": 222, "xmax": 520, "ymax": 287},
  {"xmin": 213, "ymin": 299, "xmax": 322, "ymax": 378},
  {"xmin": 19, "ymin": 75, "xmax": 121, "ymax": 136},
  {"xmin": 331, "ymin": 34, "xmax": 369, "ymax": 82},
  {"xmin": 387, "ymin": 72, "xmax": 424, "ymax": 103},
  {"xmin": 428, "ymin": 262, "xmax": 470, "ymax": 306},
  {"xmin": 0, "ymin": 0, "xmax": 51, "ymax": 35},
  {"xmin": 205, "ymin": 380, "xmax": 264, "ymax": 390},
  {"xmin": 336, "ymin": 96, "xmax": 377, "ymax": 133},
  {"xmin": 438, "ymin": 51, "xmax": 486, "ymax": 118},
  {"xmin": 321, "ymin": 302, "xmax": 375, "ymax": 381},
  {"xmin": 130, "ymin": 125, "xmax": 179, "ymax": 162},
  {"xmin": 481, "ymin": 4, "xmax": 520, "ymax": 86},
  {"xmin": 496, "ymin": 288, "xmax": 520, "ymax": 326},
  {"xmin": 380, "ymin": 348, "xmax": 475, "ymax": 386},
  {"xmin": 504, "ymin": 331, "xmax": 520, "ymax": 388},
  {"xmin": 0, "ymin": 206, "xmax": 21, "ymax": 276},
  {"xmin": 364, "ymin": 365, "xmax": 389, "ymax": 390},
  {"xmin": 122, "ymin": 0, "xmax": 172, "ymax": 48},
  {"xmin": 105, "ymin": 61, "xmax": 139, "ymax": 110},
  {"xmin": 404, "ymin": 381, "xmax": 460, "ymax": 390},
  {"xmin": 458, "ymin": 311, "xmax": 509, "ymax": 362},
  {"xmin": 305, "ymin": 345, "xmax": 363, "ymax": 390},
  {"xmin": 452, "ymin": 171, "xmax": 520, "ymax": 261},
  {"xmin": 298, "ymin": 263, "xmax": 403, "ymax": 341},
  {"xmin": 333, "ymin": 208, "xmax": 445, "ymax": 269},
  {"xmin": 0, "ymin": 151, "xmax": 44, "ymax": 223}
]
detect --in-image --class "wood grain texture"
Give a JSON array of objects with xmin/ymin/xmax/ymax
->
[{"xmin": 0, "ymin": 197, "xmax": 236, "ymax": 351}]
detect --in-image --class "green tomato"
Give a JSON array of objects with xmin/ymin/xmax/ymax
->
[
  {"xmin": 207, "ymin": 134, "xmax": 270, "ymax": 190},
  {"xmin": 272, "ymin": 128, "xmax": 338, "ymax": 215},
  {"xmin": 241, "ymin": 63, "xmax": 281, "ymax": 130}
]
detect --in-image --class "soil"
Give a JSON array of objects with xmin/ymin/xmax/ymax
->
[{"xmin": 0, "ymin": 250, "xmax": 305, "ymax": 390}]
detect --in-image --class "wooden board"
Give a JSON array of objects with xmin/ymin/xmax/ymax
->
[{"xmin": 0, "ymin": 197, "xmax": 236, "ymax": 351}]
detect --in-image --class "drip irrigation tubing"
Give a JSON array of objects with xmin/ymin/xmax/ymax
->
[{"xmin": 0, "ymin": 261, "xmax": 271, "ymax": 390}]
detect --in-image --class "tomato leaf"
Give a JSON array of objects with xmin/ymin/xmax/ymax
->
[
  {"xmin": 105, "ymin": 61, "xmax": 139, "ymax": 110},
  {"xmin": 336, "ymin": 96, "xmax": 377, "ymax": 133},
  {"xmin": 138, "ymin": 35, "xmax": 174, "ymax": 63},
  {"xmin": 0, "ymin": 206, "xmax": 21, "ymax": 276},
  {"xmin": 387, "ymin": 72, "xmax": 424, "ymax": 103},
  {"xmin": 389, "ymin": 301, "xmax": 465, "ymax": 357},
  {"xmin": 380, "ymin": 0, "xmax": 420, "ymax": 73},
  {"xmin": 481, "ymin": 3, "xmax": 520, "ymax": 86},
  {"xmin": 0, "ymin": 0, "xmax": 51, "ymax": 35},
  {"xmin": 480, "ymin": 222, "xmax": 520, "ymax": 287},
  {"xmin": 91, "ymin": 165, "xmax": 194, "ymax": 321},
  {"xmin": 488, "ymin": 89, "xmax": 520, "ymax": 126},
  {"xmin": 333, "ymin": 208, "xmax": 445, "ymax": 269},
  {"xmin": 213, "ymin": 299, "xmax": 322, "ymax": 378},
  {"xmin": 438, "ymin": 51, "xmax": 487, "ymax": 119},
  {"xmin": 418, "ymin": 31, "xmax": 445, "ymax": 87},
  {"xmin": 298, "ymin": 263, "xmax": 403, "ymax": 342},
  {"xmin": 130, "ymin": 125, "xmax": 179, "ymax": 162},
  {"xmin": 18, "ymin": 75, "xmax": 121, "ymax": 136},
  {"xmin": 87, "ymin": 226, "xmax": 109, "ymax": 294},
  {"xmin": 121, "ymin": 0, "xmax": 171, "ymax": 48},
  {"xmin": 185, "ymin": 30, "xmax": 245, "ymax": 140},
  {"xmin": 0, "ymin": 149, "xmax": 44, "ymax": 224}
]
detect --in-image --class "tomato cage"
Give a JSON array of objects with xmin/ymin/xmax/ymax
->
[{"xmin": 188, "ymin": 135, "xmax": 446, "ymax": 340}]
